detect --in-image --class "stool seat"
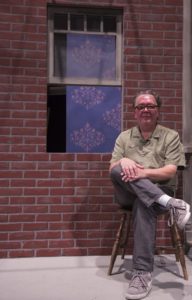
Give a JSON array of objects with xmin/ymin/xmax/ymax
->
[{"xmin": 108, "ymin": 208, "xmax": 188, "ymax": 280}]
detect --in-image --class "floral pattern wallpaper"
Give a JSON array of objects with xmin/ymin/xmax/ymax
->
[
  {"xmin": 65, "ymin": 33, "xmax": 121, "ymax": 152},
  {"xmin": 66, "ymin": 86, "xmax": 121, "ymax": 152},
  {"xmin": 66, "ymin": 33, "xmax": 116, "ymax": 81}
]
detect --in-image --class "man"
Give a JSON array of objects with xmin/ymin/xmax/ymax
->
[{"xmin": 109, "ymin": 89, "xmax": 191, "ymax": 300}]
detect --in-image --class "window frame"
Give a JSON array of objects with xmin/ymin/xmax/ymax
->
[{"xmin": 48, "ymin": 6, "xmax": 123, "ymax": 86}]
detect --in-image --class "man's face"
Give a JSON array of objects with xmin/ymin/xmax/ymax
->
[{"xmin": 134, "ymin": 94, "xmax": 159, "ymax": 128}]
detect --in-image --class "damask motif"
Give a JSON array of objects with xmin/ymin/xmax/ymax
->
[
  {"xmin": 66, "ymin": 86, "xmax": 121, "ymax": 153},
  {"xmin": 71, "ymin": 39, "xmax": 102, "ymax": 70},
  {"xmin": 103, "ymin": 67, "xmax": 116, "ymax": 80},
  {"xmin": 66, "ymin": 33, "xmax": 116, "ymax": 80},
  {"xmin": 103, "ymin": 103, "xmax": 121, "ymax": 131},
  {"xmin": 70, "ymin": 122, "xmax": 105, "ymax": 152},
  {"xmin": 71, "ymin": 86, "xmax": 105, "ymax": 110}
]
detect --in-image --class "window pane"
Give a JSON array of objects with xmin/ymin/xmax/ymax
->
[
  {"xmin": 47, "ymin": 88, "xmax": 67, "ymax": 153},
  {"xmin": 87, "ymin": 15, "xmax": 101, "ymax": 32},
  {"xmin": 54, "ymin": 14, "xmax": 68, "ymax": 30},
  {"xmin": 103, "ymin": 16, "xmax": 116, "ymax": 32},
  {"xmin": 66, "ymin": 33, "xmax": 116, "ymax": 81},
  {"xmin": 54, "ymin": 34, "xmax": 67, "ymax": 77},
  {"xmin": 70, "ymin": 14, "xmax": 84, "ymax": 31}
]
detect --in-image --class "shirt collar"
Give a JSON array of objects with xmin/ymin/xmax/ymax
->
[{"xmin": 132, "ymin": 124, "xmax": 161, "ymax": 139}]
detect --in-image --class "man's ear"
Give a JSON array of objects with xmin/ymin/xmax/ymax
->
[
  {"xmin": 157, "ymin": 109, "xmax": 161, "ymax": 121},
  {"xmin": 134, "ymin": 109, "xmax": 137, "ymax": 120}
]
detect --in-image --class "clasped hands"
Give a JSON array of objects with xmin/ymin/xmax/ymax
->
[{"xmin": 120, "ymin": 158, "xmax": 146, "ymax": 182}]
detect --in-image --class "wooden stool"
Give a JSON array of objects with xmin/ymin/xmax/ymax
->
[{"xmin": 108, "ymin": 208, "xmax": 188, "ymax": 280}]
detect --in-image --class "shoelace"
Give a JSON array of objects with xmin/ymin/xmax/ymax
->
[
  {"xmin": 168, "ymin": 205, "xmax": 185, "ymax": 227},
  {"xmin": 168, "ymin": 207, "xmax": 175, "ymax": 227},
  {"xmin": 129, "ymin": 273, "xmax": 149, "ymax": 290}
]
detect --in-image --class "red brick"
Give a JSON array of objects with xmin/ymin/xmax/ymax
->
[
  {"xmin": 90, "ymin": 212, "xmax": 114, "ymax": 221},
  {"xmin": 36, "ymin": 214, "xmax": 61, "ymax": 222},
  {"xmin": 9, "ymin": 232, "xmax": 35, "ymax": 240},
  {"xmin": 49, "ymin": 222, "xmax": 74, "ymax": 231},
  {"xmin": 36, "ymin": 249, "xmax": 61, "ymax": 257},
  {"xmin": 0, "ymin": 188, "xmax": 23, "ymax": 196},
  {"xmin": 9, "ymin": 250, "xmax": 34, "ymax": 258},
  {"xmin": 50, "ymin": 188, "xmax": 74, "ymax": 196},
  {"xmin": 49, "ymin": 240, "xmax": 74, "ymax": 248},
  {"xmin": 23, "ymin": 223, "xmax": 48, "ymax": 231},
  {"xmin": 63, "ymin": 230, "xmax": 87, "ymax": 239},
  {"xmin": 24, "ymin": 188, "xmax": 49, "ymax": 196},
  {"xmin": 88, "ymin": 247, "xmax": 111, "ymax": 256},
  {"xmin": 50, "ymin": 170, "xmax": 75, "ymax": 178},
  {"xmin": 50, "ymin": 205, "xmax": 74, "ymax": 213},
  {"xmin": 37, "ymin": 196, "xmax": 61, "ymax": 204},
  {"xmin": 10, "ymin": 197, "xmax": 35, "ymax": 205},
  {"xmin": 0, "ymin": 206, "xmax": 22, "ymax": 214},
  {"xmin": 76, "ymin": 204, "xmax": 100, "ymax": 213},
  {"xmin": 9, "ymin": 214, "xmax": 35, "ymax": 222},
  {"xmin": 36, "ymin": 231, "xmax": 61, "ymax": 239},
  {"xmin": 11, "ymin": 179, "xmax": 35, "ymax": 187},
  {"xmin": 23, "ymin": 241, "xmax": 48, "ymax": 249},
  {"xmin": 12, "ymin": 6, "xmax": 37, "ymax": 16},
  {"xmin": 11, "ymin": 145, "xmax": 37, "ymax": 152},
  {"xmin": 0, "ymin": 214, "xmax": 8, "ymax": 222},
  {"xmin": 0, "ymin": 179, "xmax": 9, "ymax": 187},
  {"xmin": 0, "ymin": 232, "xmax": 8, "ymax": 240},
  {"xmin": 23, "ymin": 205, "xmax": 48, "ymax": 213},
  {"xmin": 0, "ymin": 251, "xmax": 8, "ymax": 258},
  {"xmin": 0, "ymin": 241, "xmax": 21, "ymax": 249},
  {"xmin": 76, "ymin": 239, "xmax": 100, "ymax": 247},
  {"xmin": 77, "ymin": 222, "xmax": 101, "ymax": 230},
  {"xmin": 62, "ymin": 248, "xmax": 87, "ymax": 256}
]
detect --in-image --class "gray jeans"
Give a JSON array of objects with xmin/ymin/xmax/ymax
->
[{"xmin": 110, "ymin": 165, "xmax": 174, "ymax": 272}]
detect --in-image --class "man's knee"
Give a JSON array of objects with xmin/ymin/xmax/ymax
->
[{"xmin": 110, "ymin": 164, "xmax": 122, "ymax": 181}]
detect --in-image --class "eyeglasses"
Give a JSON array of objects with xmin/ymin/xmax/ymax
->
[{"xmin": 135, "ymin": 104, "xmax": 159, "ymax": 111}]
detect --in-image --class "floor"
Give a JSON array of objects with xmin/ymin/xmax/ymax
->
[{"xmin": 0, "ymin": 252, "xmax": 192, "ymax": 300}]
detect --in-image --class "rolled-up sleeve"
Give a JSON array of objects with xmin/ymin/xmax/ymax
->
[
  {"xmin": 164, "ymin": 131, "xmax": 186, "ymax": 168},
  {"xmin": 110, "ymin": 133, "xmax": 125, "ymax": 164}
]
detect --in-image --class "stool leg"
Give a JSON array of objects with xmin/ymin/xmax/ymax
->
[
  {"xmin": 108, "ymin": 213, "xmax": 127, "ymax": 275},
  {"xmin": 170, "ymin": 224, "xmax": 179, "ymax": 262},
  {"xmin": 171, "ymin": 222, "xmax": 188, "ymax": 280},
  {"xmin": 121, "ymin": 212, "xmax": 132, "ymax": 259}
]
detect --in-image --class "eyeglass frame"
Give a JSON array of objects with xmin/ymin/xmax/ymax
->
[{"xmin": 134, "ymin": 104, "xmax": 159, "ymax": 111}]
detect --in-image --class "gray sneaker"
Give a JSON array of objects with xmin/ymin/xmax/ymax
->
[
  {"xmin": 168, "ymin": 199, "xmax": 191, "ymax": 230},
  {"xmin": 125, "ymin": 270, "xmax": 152, "ymax": 300}
]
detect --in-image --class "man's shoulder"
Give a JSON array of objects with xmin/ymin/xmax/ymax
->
[
  {"xmin": 156, "ymin": 124, "xmax": 179, "ymax": 136},
  {"xmin": 118, "ymin": 126, "xmax": 137, "ymax": 137}
]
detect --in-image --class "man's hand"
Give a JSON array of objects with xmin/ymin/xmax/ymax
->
[{"xmin": 120, "ymin": 158, "xmax": 144, "ymax": 182}]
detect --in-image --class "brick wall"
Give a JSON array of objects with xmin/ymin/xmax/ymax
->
[{"xmin": 0, "ymin": 0, "xmax": 183, "ymax": 258}]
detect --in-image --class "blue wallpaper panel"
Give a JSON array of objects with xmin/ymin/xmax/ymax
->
[
  {"xmin": 66, "ymin": 33, "xmax": 116, "ymax": 81},
  {"xmin": 66, "ymin": 86, "xmax": 121, "ymax": 153}
]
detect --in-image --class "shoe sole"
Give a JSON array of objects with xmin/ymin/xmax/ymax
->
[
  {"xmin": 125, "ymin": 285, "xmax": 152, "ymax": 300},
  {"xmin": 177, "ymin": 203, "xmax": 191, "ymax": 230}
]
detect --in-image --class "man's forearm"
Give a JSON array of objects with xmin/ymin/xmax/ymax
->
[
  {"xmin": 110, "ymin": 161, "xmax": 177, "ymax": 183},
  {"xmin": 144, "ymin": 165, "xmax": 177, "ymax": 181}
]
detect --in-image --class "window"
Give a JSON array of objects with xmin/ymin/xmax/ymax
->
[
  {"xmin": 48, "ymin": 7, "xmax": 122, "ymax": 85},
  {"xmin": 47, "ymin": 6, "xmax": 123, "ymax": 153}
]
